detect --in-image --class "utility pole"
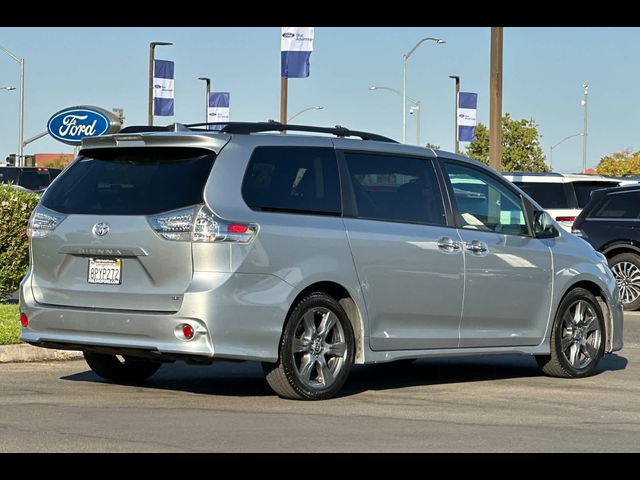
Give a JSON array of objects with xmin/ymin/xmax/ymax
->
[
  {"xmin": 582, "ymin": 83, "xmax": 589, "ymax": 172},
  {"xmin": 489, "ymin": 27, "xmax": 503, "ymax": 171},
  {"xmin": 280, "ymin": 78, "xmax": 288, "ymax": 124},
  {"xmin": 449, "ymin": 75, "xmax": 460, "ymax": 154}
]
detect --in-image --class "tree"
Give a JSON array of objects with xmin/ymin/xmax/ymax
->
[
  {"xmin": 596, "ymin": 149, "xmax": 640, "ymax": 177},
  {"xmin": 43, "ymin": 155, "xmax": 69, "ymax": 171},
  {"xmin": 465, "ymin": 113, "xmax": 549, "ymax": 172}
]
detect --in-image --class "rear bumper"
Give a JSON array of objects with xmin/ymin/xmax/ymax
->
[{"xmin": 19, "ymin": 270, "xmax": 295, "ymax": 362}]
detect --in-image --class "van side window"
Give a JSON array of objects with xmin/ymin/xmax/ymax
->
[
  {"xmin": 343, "ymin": 152, "xmax": 446, "ymax": 226},
  {"xmin": 445, "ymin": 162, "xmax": 528, "ymax": 236},
  {"xmin": 242, "ymin": 147, "xmax": 341, "ymax": 216}
]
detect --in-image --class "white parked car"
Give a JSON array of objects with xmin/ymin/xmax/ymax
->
[{"xmin": 502, "ymin": 172, "xmax": 635, "ymax": 232}]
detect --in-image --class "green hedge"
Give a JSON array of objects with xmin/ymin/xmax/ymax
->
[{"xmin": 0, "ymin": 185, "xmax": 39, "ymax": 301}]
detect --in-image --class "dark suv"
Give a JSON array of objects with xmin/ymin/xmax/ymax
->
[
  {"xmin": 0, "ymin": 166, "xmax": 62, "ymax": 193},
  {"xmin": 573, "ymin": 184, "xmax": 640, "ymax": 310}
]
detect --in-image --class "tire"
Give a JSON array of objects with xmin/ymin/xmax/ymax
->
[
  {"xmin": 84, "ymin": 352, "xmax": 161, "ymax": 383},
  {"xmin": 262, "ymin": 292, "xmax": 355, "ymax": 400},
  {"xmin": 536, "ymin": 287, "xmax": 605, "ymax": 378},
  {"xmin": 608, "ymin": 252, "xmax": 640, "ymax": 311}
]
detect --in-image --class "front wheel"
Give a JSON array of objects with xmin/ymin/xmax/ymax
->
[
  {"xmin": 84, "ymin": 352, "xmax": 161, "ymax": 383},
  {"xmin": 263, "ymin": 293, "xmax": 355, "ymax": 400},
  {"xmin": 536, "ymin": 287, "xmax": 605, "ymax": 378}
]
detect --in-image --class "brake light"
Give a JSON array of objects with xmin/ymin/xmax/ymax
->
[
  {"xmin": 556, "ymin": 217, "xmax": 576, "ymax": 226},
  {"xmin": 27, "ymin": 205, "xmax": 67, "ymax": 239},
  {"xmin": 148, "ymin": 205, "xmax": 258, "ymax": 243},
  {"xmin": 227, "ymin": 224, "xmax": 249, "ymax": 234},
  {"xmin": 20, "ymin": 313, "xmax": 28, "ymax": 327}
]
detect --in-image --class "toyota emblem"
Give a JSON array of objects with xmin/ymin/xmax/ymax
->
[{"xmin": 92, "ymin": 222, "xmax": 110, "ymax": 237}]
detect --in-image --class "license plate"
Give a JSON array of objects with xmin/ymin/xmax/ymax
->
[{"xmin": 88, "ymin": 258, "xmax": 122, "ymax": 285}]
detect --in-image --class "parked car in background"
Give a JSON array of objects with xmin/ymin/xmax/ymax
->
[
  {"xmin": 502, "ymin": 172, "xmax": 631, "ymax": 232},
  {"xmin": 573, "ymin": 184, "xmax": 640, "ymax": 310},
  {"xmin": 0, "ymin": 166, "xmax": 62, "ymax": 194},
  {"xmin": 19, "ymin": 122, "xmax": 623, "ymax": 400}
]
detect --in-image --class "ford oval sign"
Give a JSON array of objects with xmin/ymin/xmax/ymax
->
[{"xmin": 47, "ymin": 106, "xmax": 122, "ymax": 146}]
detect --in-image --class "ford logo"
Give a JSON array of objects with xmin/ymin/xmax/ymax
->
[
  {"xmin": 47, "ymin": 106, "xmax": 121, "ymax": 146},
  {"xmin": 282, "ymin": 32, "xmax": 295, "ymax": 38},
  {"xmin": 92, "ymin": 222, "xmax": 110, "ymax": 237}
]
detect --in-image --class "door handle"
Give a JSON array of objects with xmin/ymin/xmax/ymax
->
[
  {"xmin": 437, "ymin": 237, "xmax": 461, "ymax": 252},
  {"xmin": 465, "ymin": 240, "xmax": 488, "ymax": 254}
]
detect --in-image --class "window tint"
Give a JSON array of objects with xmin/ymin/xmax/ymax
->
[
  {"xmin": 589, "ymin": 190, "xmax": 640, "ymax": 219},
  {"xmin": 344, "ymin": 152, "xmax": 446, "ymax": 225},
  {"xmin": 0, "ymin": 168, "xmax": 19, "ymax": 183},
  {"xmin": 242, "ymin": 147, "xmax": 341, "ymax": 215},
  {"xmin": 41, "ymin": 147, "xmax": 215, "ymax": 215},
  {"xmin": 573, "ymin": 181, "xmax": 620, "ymax": 208},
  {"xmin": 513, "ymin": 182, "xmax": 569, "ymax": 209},
  {"xmin": 20, "ymin": 170, "xmax": 51, "ymax": 191},
  {"xmin": 446, "ymin": 163, "xmax": 528, "ymax": 236}
]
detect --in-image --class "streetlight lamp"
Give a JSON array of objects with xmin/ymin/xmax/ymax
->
[
  {"xmin": 148, "ymin": 41, "xmax": 173, "ymax": 126},
  {"xmin": 369, "ymin": 86, "xmax": 421, "ymax": 145},
  {"xmin": 198, "ymin": 77, "xmax": 211, "ymax": 124},
  {"xmin": 448, "ymin": 75, "xmax": 460, "ymax": 154},
  {"xmin": 549, "ymin": 133, "xmax": 583, "ymax": 170},
  {"xmin": 0, "ymin": 86, "xmax": 16, "ymax": 91},
  {"xmin": 0, "ymin": 45, "xmax": 25, "ymax": 166},
  {"xmin": 402, "ymin": 37, "xmax": 445, "ymax": 144},
  {"xmin": 287, "ymin": 106, "xmax": 323, "ymax": 123},
  {"xmin": 581, "ymin": 83, "xmax": 589, "ymax": 172}
]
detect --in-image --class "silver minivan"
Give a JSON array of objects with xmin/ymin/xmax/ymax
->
[{"xmin": 20, "ymin": 122, "xmax": 623, "ymax": 400}]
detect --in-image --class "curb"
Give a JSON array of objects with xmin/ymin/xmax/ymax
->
[{"xmin": 0, "ymin": 343, "xmax": 83, "ymax": 363}]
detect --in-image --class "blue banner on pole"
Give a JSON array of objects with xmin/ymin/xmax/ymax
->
[
  {"xmin": 457, "ymin": 92, "xmax": 477, "ymax": 142},
  {"xmin": 207, "ymin": 92, "xmax": 230, "ymax": 130},
  {"xmin": 281, "ymin": 27, "xmax": 314, "ymax": 78},
  {"xmin": 153, "ymin": 59, "xmax": 174, "ymax": 116}
]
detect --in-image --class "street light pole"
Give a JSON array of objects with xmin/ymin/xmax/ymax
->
[
  {"xmin": 448, "ymin": 75, "xmax": 460, "ymax": 154},
  {"xmin": 581, "ymin": 83, "xmax": 589, "ymax": 172},
  {"xmin": 148, "ymin": 41, "xmax": 173, "ymax": 126},
  {"xmin": 0, "ymin": 45, "xmax": 25, "ymax": 166},
  {"xmin": 198, "ymin": 77, "xmax": 211, "ymax": 124},
  {"xmin": 288, "ymin": 106, "xmax": 323, "ymax": 123},
  {"xmin": 402, "ymin": 37, "xmax": 445, "ymax": 144},
  {"xmin": 370, "ymin": 86, "xmax": 421, "ymax": 145},
  {"xmin": 549, "ymin": 133, "xmax": 583, "ymax": 170}
]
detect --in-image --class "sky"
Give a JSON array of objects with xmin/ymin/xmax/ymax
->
[{"xmin": 0, "ymin": 27, "xmax": 637, "ymax": 173}]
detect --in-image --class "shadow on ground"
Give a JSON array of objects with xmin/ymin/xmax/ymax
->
[{"xmin": 61, "ymin": 352, "xmax": 628, "ymax": 399}]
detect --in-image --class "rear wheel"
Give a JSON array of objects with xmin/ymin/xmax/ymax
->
[
  {"xmin": 263, "ymin": 293, "xmax": 354, "ymax": 400},
  {"xmin": 536, "ymin": 287, "xmax": 605, "ymax": 378},
  {"xmin": 84, "ymin": 352, "xmax": 161, "ymax": 383},
  {"xmin": 609, "ymin": 252, "xmax": 640, "ymax": 311}
]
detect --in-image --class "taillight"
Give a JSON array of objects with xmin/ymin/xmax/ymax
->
[
  {"xmin": 147, "ymin": 206, "xmax": 195, "ymax": 241},
  {"xmin": 27, "ymin": 205, "xmax": 67, "ymax": 239},
  {"xmin": 148, "ymin": 205, "xmax": 258, "ymax": 243},
  {"xmin": 555, "ymin": 216, "xmax": 576, "ymax": 227},
  {"xmin": 20, "ymin": 313, "xmax": 28, "ymax": 327}
]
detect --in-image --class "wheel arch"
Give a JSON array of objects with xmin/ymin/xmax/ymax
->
[
  {"xmin": 286, "ymin": 281, "xmax": 366, "ymax": 364},
  {"xmin": 601, "ymin": 241, "xmax": 640, "ymax": 259}
]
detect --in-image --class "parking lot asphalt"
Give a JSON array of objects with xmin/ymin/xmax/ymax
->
[{"xmin": 1, "ymin": 312, "xmax": 639, "ymax": 452}]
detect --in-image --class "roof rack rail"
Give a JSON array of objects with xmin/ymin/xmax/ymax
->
[{"xmin": 186, "ymin": 121, "xmax": 398, "ymax": 143}]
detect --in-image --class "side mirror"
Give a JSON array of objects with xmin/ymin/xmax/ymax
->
[{"xmin": 533, "ymin": 210, "xmax": 559, "ymax": 238}]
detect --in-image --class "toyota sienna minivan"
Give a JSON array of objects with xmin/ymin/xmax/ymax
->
[{"xmin": 19, "ymin": 122, "xmax": 623, "ymax": 400}]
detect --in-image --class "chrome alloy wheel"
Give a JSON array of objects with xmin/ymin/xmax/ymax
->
[
  {"xmin": 559, "ymin": 300, "xmax": 602, "ymax": 370},
  {"xmin": 612, "ymin": 261, "xmax": 640, "ymax": 305},
  {"xmin": 291, "ymin": 307, "xmax": 347, "ymax": 390}
]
